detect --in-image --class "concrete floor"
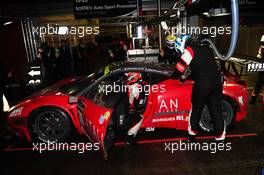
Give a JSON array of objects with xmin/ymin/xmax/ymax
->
[{"xmin": 1, "ymin": 90, "xmax": 264, "ymax": 175}]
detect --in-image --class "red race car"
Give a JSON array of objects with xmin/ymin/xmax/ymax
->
[
  {"xmin": 6, "ymin": 62, "xmax": 248, "ymax": 151},
  {"xmin": 6, "ymin": 76, "xmax": 100, "ymax": 142},
  {"xmin": 77, "ymin": 62, "xmax": 248, "ymax": 158}
]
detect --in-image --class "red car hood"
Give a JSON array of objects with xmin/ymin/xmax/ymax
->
[{"xmin": 29, "ymin": 77, "xmax": 82, "ymax": 97}]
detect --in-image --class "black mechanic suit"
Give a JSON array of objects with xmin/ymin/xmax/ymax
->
[{"xmin": 175, "ymin": 44, "xmax": 224, "ymax": 136}]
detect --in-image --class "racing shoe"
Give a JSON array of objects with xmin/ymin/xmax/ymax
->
[
  {"xmin": 188, "ymin": 129, "xmax": 197, "ymax": 136},
  {"xmin": 215, "ymin": 122, "xmax": 226, "ymax": 141},
  {"xmin": 188, "ymin": 120, "xmax": 197, "ymax": 136},
  {"xmin": 186, "ymin": 134, "xmax": 196, "ymax": 142},
  {"xmin": 125, "ymin": 135, "xmax": 137, "ymax": 146}
]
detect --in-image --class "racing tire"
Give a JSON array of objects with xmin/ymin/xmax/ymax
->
[
  {"xmin": 31, "ymin": 107, "xmax": 71, "ymax": 143},
  {"xmin": 199, "ymin": 98, "xmax": 236, "ymax": 132}
]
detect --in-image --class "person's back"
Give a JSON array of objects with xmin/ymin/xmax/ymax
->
[
  {"xmin": 173, "ymin": 34, "xmax": 226, "ymax": 141},
  {"xmin": 189, "ymin": 45, "xmax": 221, "ymax": 82}
]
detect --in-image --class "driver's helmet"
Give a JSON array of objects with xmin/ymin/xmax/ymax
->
[
  {"xmin": 166, "ymin": 35, "xmax": 177, "ymax": 49},
  {"xmin": 125, "ymin": 72, "xmax": 142, "ymax": 85},
  {"xmin": 175, "ymin": 34, "xmax": 191, "ymax": 54}
]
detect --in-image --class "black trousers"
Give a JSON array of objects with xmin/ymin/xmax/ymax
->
[
  {"xmin": 190, "ymin": 80, "xmax": 224, "ymax": 136},
  {"xmin": 254, "ymin": 71, "xmax": 264, "ymax": 95}
]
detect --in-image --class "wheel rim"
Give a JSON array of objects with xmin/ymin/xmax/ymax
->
[
  {"xmin": 200, "ymin": 100, "xmax": 234, "ymax": 132},
  {"xmin": 34, "ymin": 111, "xmax": 67, "ymax": 142}
]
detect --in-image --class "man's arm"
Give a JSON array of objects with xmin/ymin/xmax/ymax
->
[
  {"xmin": 172, "ymin": 46, "xmax": 194, "ymax": 79},
  {"xmin": 257, "ymin": 47, "xmax": 263, "ymax": 60}
]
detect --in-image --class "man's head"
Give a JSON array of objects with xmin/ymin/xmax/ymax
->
[
  {"xmin": 125, "ymin": 72, "xmax": 142, "ymax": 85},
  {"xmin": 166, "ymin": 35, "xmax": 177, "ymax": 49},
  {"xmin": 175, "ymin": 34, "xmax": 191, "ymax": 54}
]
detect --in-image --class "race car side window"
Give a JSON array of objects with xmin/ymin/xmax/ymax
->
[
  {"xmin": 148, "ymin": 72, "xmax": 170, "ymax": 85},
  {"xmin": 86, "ymin": 72, "xmax": 149, "ymax": 109},
  {"xmin": 86, "ymin": 74, "xmax": 127, "ymax": 108}
]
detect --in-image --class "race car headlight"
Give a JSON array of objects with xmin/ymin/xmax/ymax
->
[{"xmin": 9, "ymin": 107, "xmax": 23, "ymax": 117}]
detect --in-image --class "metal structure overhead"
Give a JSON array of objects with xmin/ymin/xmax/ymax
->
[{"xmin": 0, "ymin": 0, "xmax": 175, "ymax": 19}]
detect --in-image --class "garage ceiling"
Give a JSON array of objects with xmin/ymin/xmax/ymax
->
[{"xmin": 1, "ymin": 0, "xmax": 264, "ymax": 23}]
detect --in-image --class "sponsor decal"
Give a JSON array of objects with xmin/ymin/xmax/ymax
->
[
  {"xmin": 104, "ymin": 65, "xmax": 110, "ymax": 75},
  {"xmin": 159, "ymin": 99, "xmax": 178, "ymax": 113},
  {"xmin": 238, "ymin": 96, "xmax": 244, "ymax": 106},
  {"xmin": 104, "ymin": 111, "xmax": 110, "ymax": 120},
  {"xmin": 99, "ymin": 115, "xmax": 104, "ymax": 124},
  {"xmin": 152, "ymin": 115, "xmax": 188, "ymax": 123},
  {"xmin": 99, "ymin": 111, "xmax": 111, "ymax": 124},
  {"xmin": 146, "ymin": 127, "xmax": 155, "ymax": 132}
]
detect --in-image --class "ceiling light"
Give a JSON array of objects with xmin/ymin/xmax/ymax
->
[
  {"xmin": 58, "ymin": 26, "xmax": 68, "ymax": 35},
  {"xmin": 137, "ymin": 26, "xmax": 143, "ymax": 38},
  {"xmin": 211, "ymin": 8, "xmax": 230, "ymax": 17},
  {"xmin": 161, "ymin": 21, "xmax": 168, "ymax": 30},
  {"xmin": 203, "ymin": 12, "xmax": 209, "ymax": 16},
  {"xmin": 3, "ymin": 21, "xmax": 13, "ymax": 25},
  {"xmin": 205, "ymin": 7, "xmax": 230, "ymax": 17}
]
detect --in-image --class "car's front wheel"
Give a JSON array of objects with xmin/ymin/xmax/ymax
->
[
  {"xmin": 199, "ymin": 98, "xmax": 236, "ymax": 132},
  {"xmin": 31, "ymin": 107, "xmax": 71, "ymax": 142}
]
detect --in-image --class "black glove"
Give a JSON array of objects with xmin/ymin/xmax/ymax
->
[
  {"xmin": 171, "ymin": 69, "xmax": 181, "ymax": 79},
  {"xmin": 179, "ymin": 75, "xmax": 186, "ymax": 83}
]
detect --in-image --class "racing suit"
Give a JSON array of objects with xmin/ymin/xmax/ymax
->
[
  {"xmin": 127, "ymin": 82, "xmax": 144, "ymax": 137},
  {"xmin": 174, "ymin": 44, "xmax": 225, "ymax": 137}
]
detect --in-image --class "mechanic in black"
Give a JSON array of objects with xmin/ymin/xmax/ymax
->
[
  {"xmin": 164, "ymin": 35, "xmax": 180, "ymax": 64},
  {"xmin": 172, "ymin": 34, "xmax": 226, "ymax": 141},
  {"xmin": 250, "ymin": 34, "xmax": 264, "ymax": 104}
]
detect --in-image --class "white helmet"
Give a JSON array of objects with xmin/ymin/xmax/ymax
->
[{"xmin": 175, "ymin": 34, "xmax": 191, "ymax": 54}]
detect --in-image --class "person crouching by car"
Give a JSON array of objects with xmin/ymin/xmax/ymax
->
[{"xmin": 172, "ymin": 35, "xmax": 226, "ymax": 141}]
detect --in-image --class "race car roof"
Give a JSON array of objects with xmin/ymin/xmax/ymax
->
[{"xmin": 108, "ymin": 61, "xmax": 175, "ymax": 74}]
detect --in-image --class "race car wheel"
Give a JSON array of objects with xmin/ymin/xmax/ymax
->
[
  {"xmin": 31, "ymin": 107, "xmax": 71, "ymax": 142},
  {"xmin": 199, "ymin": 98, "xmax": 235, "ymax": 132}
]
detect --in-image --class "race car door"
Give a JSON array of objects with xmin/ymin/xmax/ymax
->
[
  {"xmin": 77, "ymin": 74, "xmax": 125, "ymax": 159},
  {"xmin": 142, "ymin": 77, "xmax": 193, "ymax": 130}
]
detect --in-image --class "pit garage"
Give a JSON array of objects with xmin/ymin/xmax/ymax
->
[{"xmin": 0, "ymin": 0, "xmax": 264, "ymax": 175}]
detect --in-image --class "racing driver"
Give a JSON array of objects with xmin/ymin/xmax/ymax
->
[
  {"xmin": 125, "ymin": 72, "xmax": 145, "ymax": 145},
  {"xmin": 172, "ymin": 34, "xmax": 226, "ymax": 141}
]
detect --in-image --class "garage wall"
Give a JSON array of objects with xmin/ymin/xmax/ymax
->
[
  {"xmin": 216, "ymin": 27, "xmax": 264, "ymax": 59},
  {"xmin": 0, "ymin": 21, "xmax": 28, "ymax": 83}
]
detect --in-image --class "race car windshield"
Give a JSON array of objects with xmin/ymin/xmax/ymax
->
[{"xmin": 59, "ymin": 70, "xmax": 105, "ymax": 95}]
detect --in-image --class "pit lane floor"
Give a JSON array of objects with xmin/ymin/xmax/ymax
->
[{"xmin": 1, "ymin": 95, "xmax": 264, "ymax": 175}]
